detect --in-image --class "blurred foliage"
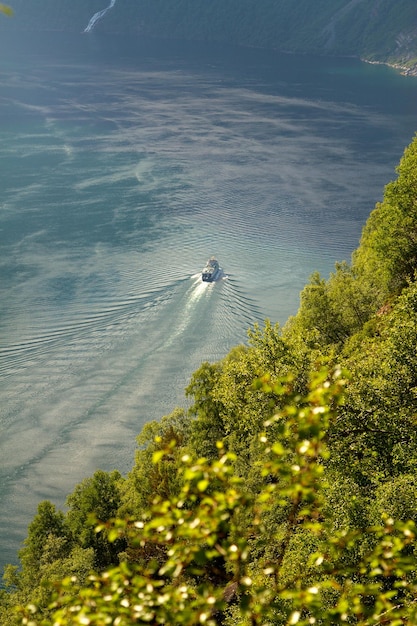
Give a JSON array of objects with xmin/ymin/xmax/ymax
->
[{"xmin": 0, "ymin": 4, "xmax": 12, "ymax": 16}]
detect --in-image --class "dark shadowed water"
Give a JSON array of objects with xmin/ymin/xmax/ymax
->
[{"xmin": 1, "ymin": 30, "xmax": 417, "ymax": 570}]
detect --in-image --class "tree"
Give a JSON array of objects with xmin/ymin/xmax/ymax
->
[
  {"xmin": 120, "ymin": 408, "xmax": 190, "ymax": 520},
  {"xmin": 353, "ymin": 133, "xmax": 417, "ymax": 297},
  {"xmin": 187, "ymin": 323, "xmax": 304, "ymax": 473},
  {"xmin": 285, "ymin": 271, "xmax": 349, "ymax": 348},
  {"xmin": 0, "ymin": 501, "xmax": 75, "ymax": 624},
  {"xmin": 187, "ymin": 360, "xmax": 229, "ymax": 460},
  {"xmin": 325, "ymin": 279, "xmax": 417, "ymax": 487},
  {"xmin": 19, "ymin": 501, "xmax": 69, "ymax": 578},
  {"xmin": 66, "ymin": 469, "xmax": 125, "ymax": 570}
]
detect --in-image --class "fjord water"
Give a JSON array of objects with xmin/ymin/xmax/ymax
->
[{"xmin": 1, "ymin": 31, "xmax": 417, "ymax": 569}]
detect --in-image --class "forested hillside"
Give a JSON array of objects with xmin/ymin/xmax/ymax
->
[
  {"xmin": 2, "ymin": 135, "xmax": 417, "ymax": 624},
  {"xmin": 2, "ymin": 0, "xmax": 417, "ymax": 74}
]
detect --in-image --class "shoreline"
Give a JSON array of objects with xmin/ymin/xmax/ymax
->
[{"xmin": 363, "ymin": 57, "xmax": 417, "ymax": 77}]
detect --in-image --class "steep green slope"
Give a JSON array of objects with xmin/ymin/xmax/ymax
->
[
  {"xmin": 2, "ymin": 135, "xmax": 417, "ymax": 625},
  {"xmin": 3, "ymin": 0, "xmax": 417, "ymax": 73}
]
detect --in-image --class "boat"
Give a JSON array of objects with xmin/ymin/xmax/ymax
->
[{"xmin": 201, "ymin": 257, "xmax": 220, "ymax": 282}]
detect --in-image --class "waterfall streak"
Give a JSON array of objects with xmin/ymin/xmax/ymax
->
[{"xmin": 84, "ymin": 0, "xmax": 117, "ymax": 33}]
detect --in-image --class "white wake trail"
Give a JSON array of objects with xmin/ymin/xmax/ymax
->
[
  {"xmin": 161, "ymin": 278, "xmax": 210, "ymax": 351},
  {"xmin": 84, "ymin": 0, "xmax": 117, "ymax": 33}
]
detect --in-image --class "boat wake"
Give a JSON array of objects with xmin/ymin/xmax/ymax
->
[
  {"xmin": 84, "ymin": 0, "xmax": 117, "ymax": 33},
  {"xmin": 161, "ymin": 276, "xmax": 211, "ymax": 350}
]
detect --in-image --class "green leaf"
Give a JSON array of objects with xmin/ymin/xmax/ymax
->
[{"xmin": 0, "ymin": 4, "xmax": 13, "ymax": 16}]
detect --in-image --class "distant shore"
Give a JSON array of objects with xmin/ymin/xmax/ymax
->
[{"xmin": 363, "ymin": 57, "xmax": 417, "ymax": 77}]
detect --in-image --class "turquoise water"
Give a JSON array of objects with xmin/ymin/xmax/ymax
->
[{"xmin": 1, "ymin": 31, "xmax": 417, "ymax": 570}]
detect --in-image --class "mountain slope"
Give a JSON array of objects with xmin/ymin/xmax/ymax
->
[{"xmin": 3, "ymin": 0, "xmax": 417, "ymax": 74}]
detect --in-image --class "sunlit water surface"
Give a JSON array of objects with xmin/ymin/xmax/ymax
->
[{"xmin": 1, "ymin": 31, "xmax": 417, "ymax": 569}]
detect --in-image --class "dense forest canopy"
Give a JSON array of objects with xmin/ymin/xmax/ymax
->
[
  {"xmin": 2, "ymin": 0, "xmax": 417, "ymax": 74},
  {"xmin": 2, "ymin": 131, "xmax": 417, "ymax": 623}
]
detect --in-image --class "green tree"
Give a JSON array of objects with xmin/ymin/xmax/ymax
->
[
  {"xmin": 120, "ymin": 408, "xmax": 190, "ymax": 520},
  {"xmin": 354, "ymin": 133, "xmax": 417, "ymax": 297},
  {"xmin": 66, "ymin": 469, "xmax": 125, "ymax": 569},
  {"xmin": 187, "ymin": 359, "xmax": 229, "ymax": 460},
  {"xmin": 285, "ymin": 271, "xmax": 349, "ymax": 348},
  {"xmin": 0, "ymin": 501, "xmax": 76, "ymax": 624},
  {"xmin": 327, "ymin": 279, "xmax": 417, "ymax": 486},
  {"xmin": 283, "ymin": 135, "xmax": 417, "ymax": 355},
  {"xmin": 188, "ymin": 322, "xmax": 303, "ymax": 472},
  {"xmin": 19, "ymin": 501, "xmax": 69, "ymax": 579}
]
